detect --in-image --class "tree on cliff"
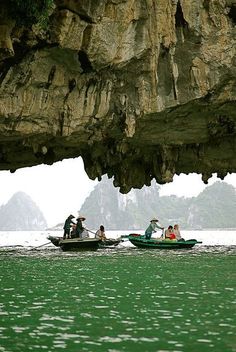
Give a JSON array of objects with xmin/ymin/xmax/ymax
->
[{"xmin": 8, "ymin": 0, "xmax": 54, "ymax": 26}]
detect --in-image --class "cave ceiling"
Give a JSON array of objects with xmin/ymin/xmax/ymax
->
[{"xmin": 0, "ymin": 0, "xmax": 236, "ymax": 192}]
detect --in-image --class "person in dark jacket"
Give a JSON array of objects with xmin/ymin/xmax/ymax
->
[
  {"xmin": 63, "ymin": 214, "xmax": 75, "ymax": 239},
  {"xmin": 75, "ymin": 216, "xmax": 86, "ymax": 238}
]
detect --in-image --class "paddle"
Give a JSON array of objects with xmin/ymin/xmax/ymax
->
[
  {"xmin": 161, "ymin": 228, "xmax": 165, "ymax": 238},
  {"xmin": 29, "ymin": 241, "xmax": 52, "ymax": 250},
  {"xmin": 86, "ymin": 228, "xmax": 123, "ymax": 243},
  {"xmin": 85, "ymin": 228, "xmax": 96, "ymax": 236}
]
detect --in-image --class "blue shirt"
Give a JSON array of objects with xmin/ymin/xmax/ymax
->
[{"xmin": 145, "ymin": 222, "xmax": 162, "ymax": 236}]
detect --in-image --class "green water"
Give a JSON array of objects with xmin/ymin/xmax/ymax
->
[{"xmin": 0, "ymin": 247, "xmax": 235, "ymax": 352}]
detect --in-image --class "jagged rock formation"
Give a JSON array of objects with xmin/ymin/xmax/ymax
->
[
  {"xmin": 0, "ymin": 0, "xmax": 236, "ymax": 192},
  {"xmin": 80, "ymin": 177, "xmax": 236, "ymax": 230},
  {"xmin": 0, "ymin": 191, "xmax": 47, "ymax": 230}
]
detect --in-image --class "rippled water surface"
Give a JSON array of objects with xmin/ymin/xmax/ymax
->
[{"xmin": 0, "ymin": 233, "xmax": 236, "ymax": 352}]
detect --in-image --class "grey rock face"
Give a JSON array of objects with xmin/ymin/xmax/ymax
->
[
  {"xmin": 79, "ymin": 177, "xmax": 236, "ymax": 230},
  {"xmin": 0, "ymin": 192, "xmax": 47, "ymax": 230}
]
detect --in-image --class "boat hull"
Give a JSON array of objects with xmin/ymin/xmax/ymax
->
[
  {"xmin": 99, "ymin": 239, "xmax": 121, "ymax": 248},
  {"xmin": 128, "ymin": 235, "xmax": 202, "ymax": 249},
  {"xmin": 48, "ymin": 236, "xmax": 100, "ymax": 251}
]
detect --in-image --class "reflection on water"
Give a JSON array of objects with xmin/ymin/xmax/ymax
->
[{"xmin": 0, "ymin": 232, "xmax": 236, "ymax": 352}]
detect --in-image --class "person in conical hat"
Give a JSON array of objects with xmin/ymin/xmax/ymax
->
[
  {"xmin": 145, "ymin": 217, "xmax": 164, "ymax": 240},
  {"xmin": 78, "ymin": 216, "xmax": 86, "ymax": 220},
  {"xmin": 75, "ymin": 215, "xmax": 86, "ymax": 238}
]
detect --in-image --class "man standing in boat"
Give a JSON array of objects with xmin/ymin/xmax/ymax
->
[
  {"xmin": 63, "ymin": 214, "xmax": 75, "ymax": 239},
  {"xmin": 145, "ymin": 218, "xmax": 164, "ymax": 240}
]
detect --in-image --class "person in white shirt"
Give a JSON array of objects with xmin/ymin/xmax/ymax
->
[
  {"xmin": 95, "ymin": 225, "xmax": 106, "ymax": 241},
  {"xmin": 174, "ymin": 224, "xmax": 182, "ymax": 240}
]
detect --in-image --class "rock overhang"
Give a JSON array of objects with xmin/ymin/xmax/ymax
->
[{"xmin": 0, "ymin": 0, "xmax": 235, "ymax": 193}]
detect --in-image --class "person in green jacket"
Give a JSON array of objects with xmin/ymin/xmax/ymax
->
[
  {"xmin": 75, "ymin": 215, "xmax": 86, "ymax": 238},
  {"xmin": 63, "ymin": 214, "xmax": 75, "ymax": 239},
  {"xmin": 145, "ymin": 218, "xmax": 164, "ymax": 240}
]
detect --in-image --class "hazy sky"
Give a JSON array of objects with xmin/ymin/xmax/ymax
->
[{"xmin": 0, "ymin": 157, "xmax": 235, "ymax": 226}]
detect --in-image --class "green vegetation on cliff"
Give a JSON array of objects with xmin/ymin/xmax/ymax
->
[
  {"xmin": 8, "ymin": 0, "xmax": 54, "ymax": 26},
  {"xmin": 79, "ymin": 178, "xmax": 236, "ymax": 230}
]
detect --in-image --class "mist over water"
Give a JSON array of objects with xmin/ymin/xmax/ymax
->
[{"xmin": 0, "ymin": 231, "xmax": 235, "ymax": 352}]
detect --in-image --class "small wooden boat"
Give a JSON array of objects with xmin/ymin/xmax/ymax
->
[
  {"xmin": 128, "ymin": 234, "xmax": 202, "ymax": 249},
  {"xmin": 48, "ymin": 235, "xmax": 100, "ymax": 251}
]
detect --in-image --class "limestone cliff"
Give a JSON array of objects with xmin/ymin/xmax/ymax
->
[
  {"xmin": 79, "ymin": 178, "xmax": 236, "ymax": 230},
  {"xmin": 0, "ymin": 191, "xmax": 47, "ymax": 230},
  {"xmin": 0, "ymin": 0, "xmax": 236, "ymax": 192}
]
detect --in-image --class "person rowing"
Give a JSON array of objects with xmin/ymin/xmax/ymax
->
[
  {"xmin": 75, "ymin": 215, "xmax": 89, "ymax": 238},
  {"xmin": 145, "ymin": 218, "xmax": 164, "ymax": 240}
]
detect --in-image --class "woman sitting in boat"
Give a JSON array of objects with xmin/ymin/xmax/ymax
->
[
  {"xmin": 173, "ymin": 224, "xmax": 183, "ymax": 240},
  {"xmin": 165, "ymin": 225, "xmax": 176, "ymax": 240},
  {"xmin": 145, "ymin": 218, "xmax": 164, "ymax": 240},
  {"xmin": 95, "ymin": 225, "xmax": 107, "ymax": 241}
]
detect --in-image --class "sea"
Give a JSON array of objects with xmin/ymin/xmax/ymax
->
[{"xmin": 0, "ymin": 230, "xmax": 235, "ymax": 352}]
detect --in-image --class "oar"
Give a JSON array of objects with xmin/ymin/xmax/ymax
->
[
  {"xmin": 29, "ymin": 241, "xmax": 52, "ymax": 250},
  {"xmin": 86, "ymin": 229, "xmax": 130, "ymax": 243},
  {"xmin": 85, "ymin": 228, "xmax": 96, "ymax": 235},
  {"xmin": 85, "ymin": 228, "xmax": 101, "ymax": 239},
  {"xmin": 86, "ymin": 228, "xmax": 120, "ymax": 242},
  {"xmin": 161, "ymin": 228, "xmax": 165, "ymax": 238}
]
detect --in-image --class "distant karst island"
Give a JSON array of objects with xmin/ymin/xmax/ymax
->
[
  {"xmin": 48, "ymin": 178, "xmax": 236, "ymax": 231},
  {"xmin": 1, "ymin": 180, "xmax": 235, "ymax": 231},
  {"xmin": 79, "ymin": 178, "xmax": 236, "ymax": 230},
  {"xmin": 0, "ymin": 192, "xmax": 47, "ymax": 231}
]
